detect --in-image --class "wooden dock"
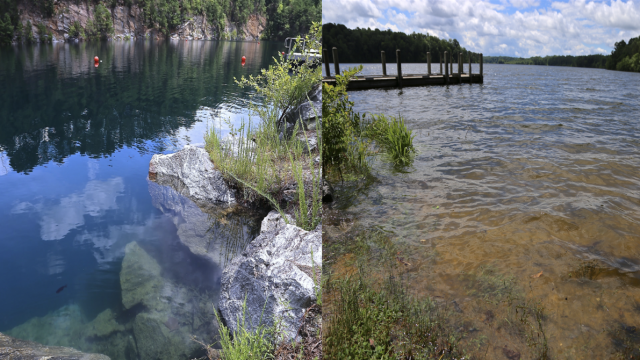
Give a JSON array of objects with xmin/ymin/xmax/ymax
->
[{"xmin": 322, "ymin": 48, "xmax": 484, "ymax": 91}]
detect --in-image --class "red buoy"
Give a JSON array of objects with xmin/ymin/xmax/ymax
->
[
  {"xmin": 241, "ymin": 56, "xmax": 246, "ymax": 61},
  {"xmin": 94, "ymin": 56, "xmax": 99, "ymax": 62}
]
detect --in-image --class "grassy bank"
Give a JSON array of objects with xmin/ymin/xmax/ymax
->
[{"xmin": 197, "ymin": 22, "xmax": 322, "ymax": 360}]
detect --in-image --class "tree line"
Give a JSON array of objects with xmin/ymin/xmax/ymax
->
[
  {"xmin": 322, "ymin": 23, "xmax": 640, "ymax": 73},
  {"xmin": 0, "ymin": 0, "xmax": 319, "ymax": 45},
  {"xmin": 484, "ymin": 36, "xmax": 640, "ymax": 72},
  {"xmin": 323, "ymin": 23, "xmax": 472, "ymax": 64}
]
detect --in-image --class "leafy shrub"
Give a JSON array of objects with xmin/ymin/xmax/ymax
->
[
  {"xmin": 68, "ymin": 20, "xmax": 84, "ymax": 38},
  {"xmin": 322, "ymin": 65, "xmax": 373, "ymax": 176}
]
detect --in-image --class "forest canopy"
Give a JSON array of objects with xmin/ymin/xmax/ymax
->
[{"xmin": 323, "ymin": 23, "xmax": 470, "ymax": 63}]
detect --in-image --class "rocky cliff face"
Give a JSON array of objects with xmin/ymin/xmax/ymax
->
[{"xmin": 15, "ymin": 0, "xmax": 266, "ymax": 42}]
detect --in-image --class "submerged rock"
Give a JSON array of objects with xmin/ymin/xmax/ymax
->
[
  {"xmin": 85, "ymin": 309, "xmax": 125, "ymax": 338},
  {"xmin": 149, "ymin": 145, "xmax": 236, "ymax": 205},
  {"xmin": 119, "ymin": 241, "xmax": 218, "ymax": 360},
  {"xmin": 0, "ymin": 332, "xmax": 110, "ymax": 360},
  {"xmin": 120, "ymin": 242, "xmax": 163, "ymax": 310},
  {"xmin": 218, "ymin": 211, "xmax": 322, "ymax": 341}
]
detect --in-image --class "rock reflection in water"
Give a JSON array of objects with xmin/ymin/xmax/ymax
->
[{"xmin": 148, "ymin": 179, "xmax": 262, "ymax": 267}]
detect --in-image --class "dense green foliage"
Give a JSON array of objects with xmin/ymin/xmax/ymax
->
[
  {"xmin": 0, "ymin": 13, "xmax": 13, "ymax": 45},
  {"xmin": 323, "ymin": 23, "xmax": 470, "ymax": 63},
  {"xmin": 86, "ymin": 3, "xmax": 114, "ymax": 39},
  {"xmin": 607, "ymin": 36, "xmax": 640, "ymax": 72},
  {"xmin": 263, "ymin": 0, "xmax": 320, "ymax": 40}
]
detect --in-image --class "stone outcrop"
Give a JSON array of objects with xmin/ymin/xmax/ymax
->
[
  {"xmin": 149, "ymin": 145, "xmax": 236, "ymax": 205},
  {"xmin": 284, "ymin": 83, "xmax": 322, "ymax": 129},
  {"xmin": 218, "ymin": 211, "xmax": 322, "ymax": 341},
  {"xmin": 14, "ymin": 0, "xmax": 266, "ymax": 43},
  {"xmin": 0, "ymin": 332, "xmax": 110, "ymax": 360}
]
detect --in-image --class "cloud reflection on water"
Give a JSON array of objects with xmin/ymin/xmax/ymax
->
[{"xmin": 11, "ymin": 177, "xmax": 125, "ymax": 241}]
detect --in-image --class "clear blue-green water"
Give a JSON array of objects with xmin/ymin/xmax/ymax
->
[
  {"xmin": 0, "ymin": 40, "xmax": 281, "ymax": 359},
  {"xmin": 325, "ymin": 63, "xmax": 640, "ymax": 359}
]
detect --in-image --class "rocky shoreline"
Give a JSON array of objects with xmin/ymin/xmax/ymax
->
[{"xmin": 12, "ymin": 0, "xmax": 265, "ymax": 44}]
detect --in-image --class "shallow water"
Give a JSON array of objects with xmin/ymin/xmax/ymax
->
[
  {"xmin": 326, "ymin": 63, "xmax": 640, "ymax": 359},
  {"xmin": 0, "ymin": 40, "xmax": 281, "ymax": 359}
]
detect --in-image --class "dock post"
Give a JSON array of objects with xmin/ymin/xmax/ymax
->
[
  {"xmin": 439, "ymin": 52, "xmax": 443, "ymax": 74},
  {"xmin": 480, "ymin": 53, "xmax": 483, "ymax": 82},
  {"xmin": 469, "ymin": 51, "xmax": 472, "ymax": 83},
  {"xmin": 450, "ymin": 52, "xmax": 453, "ymax": 75},
  {"xmin": 381, "ymin": 51, "xmax": 387, "ymax": 76},
  {"xmin": 396, "ymin": 49, "xmax": 403, "ymax": 88},
  {"xmin": 427, "ymin": 52, "xmax": 431, "ymax": 75},
  {"xmin": 332, "ymin": 47, "xmax": 340, "ymax": 77},
  {"xmin": 323, "ymin": 48, "xmax": 331, "ymax": 78},
  {"xmin": 459, "ymin": 52, "xmax": 462, "ymax": 83},
  {"xmin": 444, "ymin": 51, "xmax": 449, "ymax": 85}
]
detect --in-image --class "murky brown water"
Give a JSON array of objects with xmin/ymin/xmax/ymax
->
[{"xmin": 325, "ymin": 64, "xmax": 640, "ymax": 359}]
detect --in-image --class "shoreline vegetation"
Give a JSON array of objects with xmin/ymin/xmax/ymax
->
[{"xmin": 200, "ymin": 22, "xmax": 323, "ymax": 360}]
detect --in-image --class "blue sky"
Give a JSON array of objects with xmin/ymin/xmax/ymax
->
[{"xmin": 322, "ymin": 0, "xmax": 640, "ymax": 57}]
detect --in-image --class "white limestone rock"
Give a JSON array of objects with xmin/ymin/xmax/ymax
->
[
  {"xmin": 149, "ymin": 145, "xmax": 235, "ymax": 205},
  {"xmin": 218, "ymin": 211, "xmax": 321, "ymax": 342}
]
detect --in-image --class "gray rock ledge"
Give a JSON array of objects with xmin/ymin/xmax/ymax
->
[
  {"xmin": 149, "ymin": 145, "xmax": 235, "ymax": 205},
  {"xmin": 218, "ymin": 211, "xmax": 321, "ymax": 342}
]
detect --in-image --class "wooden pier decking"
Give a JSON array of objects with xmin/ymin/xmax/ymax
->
[{"xmin": 322, "ymin": 48, "xmax": 484, "ymax": 91}]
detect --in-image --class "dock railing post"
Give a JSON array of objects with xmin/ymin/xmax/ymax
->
[
  {"xmin": 427, "ymin": 52, "xmax": 431, "ymax": 75},
  {"xmin": 439, "ymin": 52, "xmax": 443, "ymax": 74},
  {"xmin": 323, "ymin": 48, "xmax": 331, "ymax": 78},
  {"xmin": 381, "ymin": 51, "xmax": 387, "ymax": 76},
  {"xmin": 469, "ymin": 51, "xmax": 472, "ymax": 83},
  {"xmin": 459, "ymin": 52, "xmax": 462, "ymax": 83},
  {"xmin": 480, "ymin": 53, "xmax": 483, "ymax": 82},
  {"xmin": 332, "ymin": 47, "xmax": 340, "ymax": 77},
  {"xmin": 450, "ymin": 51, "xmax": 453, "ymax": 75},
  {"xmin": 444, "ymin": 51, "xmax": 449, "ymax": 85},
  {"xmin": 396, "ymin": 49, "xmax": 403, "ymax": 88}
]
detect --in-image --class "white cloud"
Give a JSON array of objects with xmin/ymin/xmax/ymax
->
[{"xmin": 323, "ymin": 0, "xmax": 640, "ymax": 57}]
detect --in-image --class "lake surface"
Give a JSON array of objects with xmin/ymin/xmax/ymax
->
[
  {"xmin": 0, "ymin": 40, "xmax": 281, "ymax": 359},
  {"xmin": 325, "ymin": 63, "xmax": 640, "ymax": 359}
]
